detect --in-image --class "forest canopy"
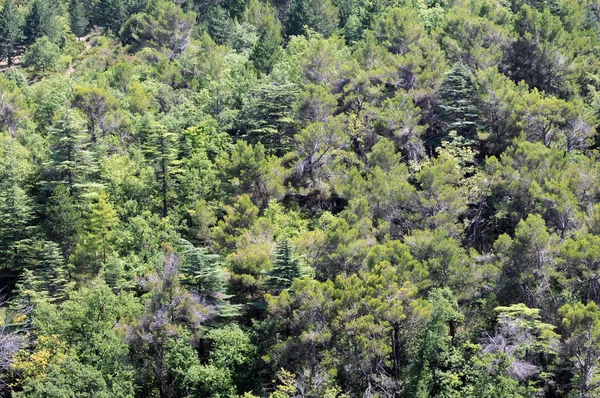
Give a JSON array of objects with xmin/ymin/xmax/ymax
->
[{"xmin": 1, "ymin": 0, "xmax": 600, "ymax": 396}]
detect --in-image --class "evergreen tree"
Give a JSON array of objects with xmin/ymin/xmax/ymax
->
[
  {"xmin": 23, "ymin": 0, "xmax": 61, "ymax": 44},
  {"xmin": 286, "ymin": 0, "xmax": 339, "ymax": 37},
  {"xmin": 23, "ymin": 0, "xmax": 42, "ymax": 44},
  {"xmin": 0, "ymin": 139, "xmax": 35, "ymax": 275},
  {"xmin": 74, "ymin": 191, "xmax": 118, "ymax": 271},
  {"xmin": 239, "ymin": 83, "xmax": 298, "ymax": 155},
  {"xmin": 45, "ymin": 184, "xmax": 82, "ymax": 262},
  {"xmin": 143, "ymin": 121, "xmax": 179, "ymax": 217},
  {"xmin": 206, "ymin": 6, "xmax": 234, "ymax": 45},
  {"xmin": 267, "ymin": 239, "xmax": 301, "ymax": 293},
  {"xmin": 433, "ymin": 63, "xmax": 481, "ymax": 147},
  {"xmin": 247, "ymin": 0, "xmax": 283, "ymax": 75},
  {"xmin": 0, "ymin": 0, "xmax": 23, "ymax": 67},
  {"xmin": 46, "ymin": 109, "xmax": 96, "ymax": 190},
  {"xmin": 69, "ymin": 0, "xmax": 88, "ymax": 38},
  {"xmin": 179, "ymin": 239, "xmax": 226, "ymax": 300},
  {"xmin": 94, "ymin": 0, "xmax": 126, "ymax": 34}
]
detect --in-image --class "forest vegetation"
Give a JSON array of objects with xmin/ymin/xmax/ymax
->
[{"xmin": 1, "ymin": 0, "xmax": 600, "ymax": 396}]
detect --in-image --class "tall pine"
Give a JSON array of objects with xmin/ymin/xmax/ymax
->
[
  {"xmin": 46, "ymin": 109, "xmax": 97, "ymax": 191},
  {"xmin": 267, "ymin": 239, "xmax": 301, "ymax": 293},
  {"xmin": 69, "ymin": 0, "xmax": 88, "ymax": 38},
  {"xmin": 0, "ymin": 0, "xmax": 23, "ymax": 67},
  {"xmin": 433, "ymin": 63, "xmax": 481, "ymax": 147},
  {"xmin": 143, "ymin": 121, "xmax": 180, "ymax": 218}
]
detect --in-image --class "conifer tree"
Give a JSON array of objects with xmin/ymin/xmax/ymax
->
[
  {"xmin": 0, "ymin": 0, "xmax": 23, "ymax": 67},
  {"xmin": 75, "ymin": 191, "xmax": 118, "ymax": 271},
  {"xmin": 434, "ymin": 63, "xmax": 481, "ymax": 145},
  {"xmin": 180, "ymin": 239, "xmax": 225, "ymax": 297},
  {"xmin": 267, "ymin": 239, "xmax": 301, "ymax": 293},
  {"xmin": 0, "ymin": 139, "xmax": 35, "ymax": 274},
  {"xmin": 23, "ymin": 0, "xmax": 60, "ymax": 44},
  {"xmin": 46, "ymin": 185, "xmax": 82, "ymax": 262},
  {"xmin": 23, "ymin": 0, "xmax": 42, "ymax": 44},
  {"xmin": 69, "ymin": 0, "xmax": 88, "ymax": 38},
  {"xmin": 143, "ymin": 122, "xmax": 179, "ymax": 217},
  {"xmin": 46, "ymin": 109, "xmax": 96, "ymax": 190},
  {"xmin": 206, "ymin": 6, "xmax": 234, "ymax": 45}
]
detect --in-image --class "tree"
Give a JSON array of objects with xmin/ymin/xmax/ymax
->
[
  {"xmin": 69, "ymin": 0, "xmax": 88, "ymax": 38},
  {"xmin": 22, "ymin": 36, "xmax": 60, "ymax": 74},
  {"xmin": 434, "ymin": 63, "xmax": 481, "ymax": 145},
  {"xmin": 142, "ymin": 121, "xmax": 179, "ymax": 217},
  {"xmin": 120, "ymin": 0, "xmax": 196, "ymax": 58},
  {"xmin": 267, "ymin": 239, "xmax": 301, "ymax": 293},
  {"xmin": 407, "ymin": 288, "xmax": 464, "ymax": 397},
  {"xmin": 206, "ymin": 5, "xmax": 234, "ymax": 45},
  {"xmin": 504, "ymin": 5, "xmax": 571, "ymax": 98},
  {"xmin": 45, "ymin": 184, "xmax": 81, "ymax": 262},
  {"xmin": 373, "ymin": 7, "xmax": 426, "ymax": 56},
  {"xmin": 73, "ymin": 86, "xmax": 118, "ymax": 142},
  {"xmin": 481, "ymin": 304, "xmax": 559, "ymax": 389},
  {"xmin": 45, "ymin": 108, "xmax": 96, "ymax": 190},
  {"xmin": 126, "ymin": 251, "xmax": 215, "ymax": 398},
  {"xmin": 238, "ymin": 83, "xmax": 298, "ymax": 155},
  {"xmin": 286, "ymin": 0, "xmax": 339, "ymax": 37},
  {"xmin": 218, "ymin": 141, "xmax": 285, "ymax": 209},
  {"xmin": 0, "ymin": 0, "xmax": 23, "ymax": 67},
  {"xmin": 0, "ymin": 136, "xmax": 36, "ymax": 274},
  {"xmin": 93, "ymin": 0, "xmax": 127, "ymax": 34},
  {"xmin": 245, "ymin": 0, "xmax": 283, "ymax": 74},
  {"xmin": 74, "ymin": 191, "xmax": 119, "ymax": 271},
  {"xmin": 178, "ymin": 239, "xmax": 234, "ymax": 316},
  {"xmin": 560, "ymin": 301, "xmax": 600, "ymax": 398},
  {"xmin": 23, "ymin": 0, "xmax": 61, "ymax": 45}
]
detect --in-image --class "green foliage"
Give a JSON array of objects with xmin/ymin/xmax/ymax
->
[
  {"xmin": 434, "ymin": 62, "xmax": 481, "ymax": 143},
  {"xmin": 4, "ymin": 0, "xmax": 600, "ymax": 395},
  {"xmin": 22, "ymin": 36, "xmax": 61, "ymax": 75},
  {"xmin": 69, "ymin": 0, "xmax": 88, "ymax": 37},
  {"xmin": 0, "ymin": 0, "xmax": 23, "ymax": 67}
]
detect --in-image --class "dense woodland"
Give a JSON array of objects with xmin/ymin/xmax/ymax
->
[{"xmin": 3, "ymin": 0, "xmax": 600, "ymax": 396}]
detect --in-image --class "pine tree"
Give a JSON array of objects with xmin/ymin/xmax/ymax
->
[
  {"xmin": 207, "ymin": 6, "xmax": 234, "ymax": 45},
  {"xmin": 23, "ymin": 0, "xmax": 42, "ymax": 44},
  {"xmin": 286, "ymin": 0, "xmax": 339, "ymax": 37},
  {"xmin": 69, "ymin": 0, "xmax": 88, "ymax": 38},
  {"xmin": 0, "ymin": 0, "xmax": 23, "ymax": 67},
  {"xmin": 23, "ymin": 0, "xmax": 60, "ymax": 44},
  {"xmin": 179, "ymin": 239, "xmax": 241, "ymax": 317},
  {"xmin": 179, "ymin": 239, "xmax": 226, "ymax": 299},
  {"xmin": 267, "ymin": 239, "xmax": 301, "ymax": 293},
  {"xmin": 247, "ymin": 1, "xmax": 283, "ymax": 75},
  {"xmin": 46, "ymin": 184, "xmax": 82, "ymax": 262},
  {"xmin": 12, "ymin": 240, "xmax": 72, "ymax": 311},
  {"xmin": 251, "ymin": 28, "xmax": 282, "ymax": 75},
  {"xmin": 143, "ymin": 122, "xmax": 180, "ymax": 218},
  {"xmin": 74, "ymin": 191, "xmax": 118, "ymax": 272},
  {"xmin": 46, "ymin": 109, "xmax": 97, "ymax": 190},
  {"xmin": 433, "ymin": 63, "xmax": 481, "ymax": 147},
  {"xmin": 0, "ymin": 139, "xmax": 35, "ymax": 274},
  {"xmin": 93, "ymin": 0, "xmax": 126, "ymax": 34}
]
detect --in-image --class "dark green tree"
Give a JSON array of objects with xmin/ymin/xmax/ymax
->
[
  {"xmin": 45, "ymin": 184, "xmax": 81, "ymax": 262},
  {"xmin": 286, "ymin": 0, "xmax": 340, "ymax": 37},
  {"xmin": 206, "ymin": 6, "xmax": 234, "ymax": 45},
  {"xmin": 143, "ymin": 121, "xmax": 179, "ymax": 217},
  {"xmin": 433, "ymin": 63, "xmax": 481, "ymax": 146},
  {"xmin": 69, "ymin": 0, "xmax": 88, "ymax": 38},
  {"xmin": 23, "ymin": 0, "xmax": 61, "ymax": 45},
  {"xmin": 266, "ymin": 239, "xmax": 301, "ymax": 293},
  {"xmin": 179, "ymin": 239, "xmax": 226, "ymax": 301},
  {"xmin": 0, "ymin": 0, "xmax": 23, "ymax": 67}
]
